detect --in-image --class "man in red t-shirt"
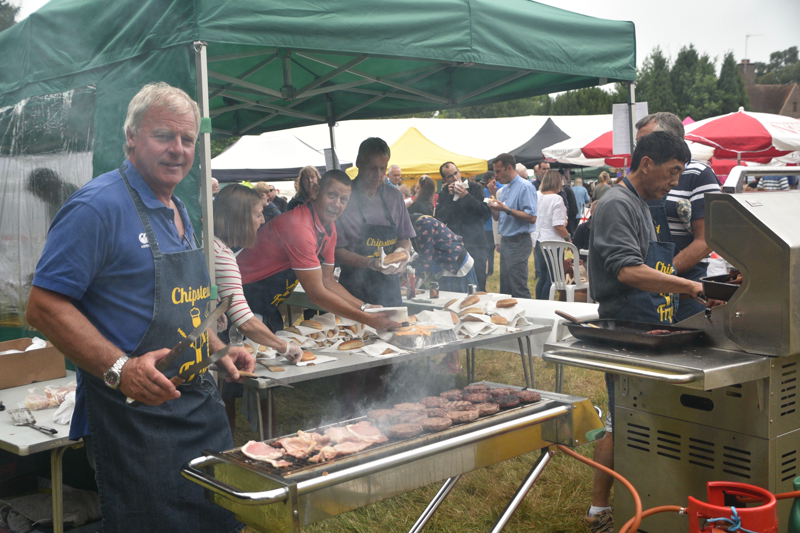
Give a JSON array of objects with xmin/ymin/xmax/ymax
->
[{"xmin": 237, "ymin": 170, "xmax": 401, "ymax": 332}]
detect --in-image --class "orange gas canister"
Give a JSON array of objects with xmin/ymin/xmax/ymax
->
[{"xmin": 688, "ymin": 482, "xmax": 777, "ymax": 533}]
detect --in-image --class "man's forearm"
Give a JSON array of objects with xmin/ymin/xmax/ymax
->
[
  {"xmin": 673, "ymin": 239, "xmax": 711, "ymax": 274},
  {"xmin": 26, "ymin": 286, "xmax": 125, "ymax": 377},
  {"xmin": 335, "ymin": 247, "xmax": 372, "ymax": 268},
  {"xmin": 618, "ymin": 264, "xmax": 697, "ymax": 295}
]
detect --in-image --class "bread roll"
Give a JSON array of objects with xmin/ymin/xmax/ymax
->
[
  {"xmin": 460, "ymin": 294, "xmax": 480, "ymax": 307},
  {"xmin": 244, "ymin": 344, "xmax": 254, "ymax": 354},
  {"xmin": 301, "ymin": 351, "xmax": 316, "ymax": 362},
  {"xmin": 491, "ymin": 315, "xmax": 508, "ymax": 325},
  {"xmin": 258, "ymin": 345, "xmax": 267, "ymax": 352},
  {"xmin": 284, "ymin": 326, "xmax": 302, "ymax": 335},
  {"xmin": 459, "ymin": 306, "xmax": 483, "ymax": 317},
  {"xmin": 300, "ymin": 320, "xmax": 323, "ymax": 330},
  {"xmin": 449, "ymin": 311, "xmax": 459, "ymax": 324},
  {"xmin": 339, "ymin": 339, "xmax": 365, "ymax": 351},
  {"xmin": 327, "ymin": 329, "xmax": 335, "ymax": 338},
  {"xmin": 384, "ymin": 250, "xmax": 408, "ymax": 265},
  {"xmin": 495, "ymin": 298, "xmax": 518, "ymax": 308},
  {"xmin": 444, "ymin": 299, "xmax": 458, "ymax": 309}
]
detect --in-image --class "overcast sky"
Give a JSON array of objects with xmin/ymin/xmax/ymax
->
[{"xmin": 14, "ymin": 0, "xmax": 800, "ymax": 69}]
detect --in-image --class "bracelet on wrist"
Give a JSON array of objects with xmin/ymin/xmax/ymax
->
[{"xmin": 360, "ymin": 303, "xmax": 370, "ymax": 311}]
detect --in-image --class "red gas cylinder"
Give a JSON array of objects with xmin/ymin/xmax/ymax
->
[{"xmin": 688, "ymin": 482, "xmax": 777, "ymax": 533}]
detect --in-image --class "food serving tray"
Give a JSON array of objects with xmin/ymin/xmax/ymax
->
[
  {"xmin": 701, "ymin": 274, "xmax": 740, "ymax": 301},
  {"xmin": 565, "ymin": 319, "xmax": 703, "ymax": 349}
]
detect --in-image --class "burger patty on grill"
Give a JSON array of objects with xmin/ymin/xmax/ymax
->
[
  {"xmin": 475, "ymin": 402, "xmax": 500, "ymax": 416},
  {"xmin": 442, "ymin": 400, "xmax": 475, "ymax": 411},
  {"xmin": 464, "ymin": 384, "xmax": 490, "ymax": 393},
  {"xmin": 421, "ymin": 417, "xmax": 452, "ymax": 432},
  {"xmin": 425, "ymin": 407, "xmax": 448, "ymax": 418},
  {"xmin": 464, "ymin": 392, "xmax": 491, "ymax": 403},
  {"xmin": 448, "ymin": 410, "xmax": 479, "ymax": 423},
  {"xmin": 513, "ymin": 390, "xmax": 541, "ymax": 403},
  {"xmin": 394, "ymin": 402, "xmax": 426, "ymax": 411},
  {"xmin": 495, "ymin": 395, "xmax": 520, "ymax": 408},
  {"xmin": 366, "ymin": 409, "xmax": 396, "ymax": 424},
  {"xmin": 420, "ymin": 396, "xmax": 446, "ymax": 408},
  {"xmin": 391, "ymin": 410, "xmax": 427, "ymax": 424},
  {"xmin": 440, "ymin": 389, "xmax": 464, "ymax": 400},
  {"xmin": 385, "ymin": 423, "xmax": 424, "ymax": 439}
]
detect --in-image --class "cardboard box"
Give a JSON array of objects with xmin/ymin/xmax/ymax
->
[{"xmin": 0, "ymin": 337, "xmax": 66, "ymax": 390}]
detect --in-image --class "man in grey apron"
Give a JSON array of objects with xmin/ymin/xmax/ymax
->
[
  {"xmin": 582, "ymin": 131, "xmax": 706, "ymax": 533},
  {"xmin": 27, "ymin": 82, "xmax": 253, "ymax": 533},
  {"xmin": 335, "ymin": 138, "xmax": 416, "ymax": 416}
]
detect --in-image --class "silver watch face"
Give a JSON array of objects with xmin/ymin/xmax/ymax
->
[{"xmin": 104, "ymin": 370, "xmax": 121, "ymax": 388}]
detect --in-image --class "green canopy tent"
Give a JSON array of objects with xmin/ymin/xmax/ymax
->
[{"xmin": 0, "ymin": 0, "xmax": 635, "ymax": 332}]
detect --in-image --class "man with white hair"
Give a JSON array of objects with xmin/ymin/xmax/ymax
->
[
  {"xmin": 211, "ymin": 176, "xmax": 220, "ymax": 198},
  {"xmin": 27, "ymin": 82, "xmax": 252, "ymax": 532},
  {"xmin": 386, "ymin": 164, "xmax": 402, "ymax": 188},
  {"xmin": 516, "ymin": 163, "xmax": 528, "ymax": 180}
]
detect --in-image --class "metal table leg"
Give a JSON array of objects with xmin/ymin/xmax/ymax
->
[
  {"xmin": 526, "ymin": 335, "xmax": 535, "ymax": 389},
  {"xmin": 408, "ymin": 475, "xmax": 462, "ymax": 533},
  {"xmin": 555, "ymin": 363, "xmax": 564, "ymax": 394},
  {"xmin": 256, "ymin": 388, "xmax": 276, "ymax": 441},
  {"xmin": 51, "ymin": 445, "xmax": 71, "ymax": 533},
  {"xmin": 516, "ymin": 338, "xmax": 530, "ymax": 388},
  {"xmin": 488, "ymin": 449, "xmax": 552, "ymax": 533}
]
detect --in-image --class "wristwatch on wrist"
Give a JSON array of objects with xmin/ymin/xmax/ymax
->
[
  {"xmin": 103, "ymin": 355, "xmax": 129, "ymax": 389},
  {"xmin": 506, "ymin": 206, "xmax": 512, "ymax": 214}
]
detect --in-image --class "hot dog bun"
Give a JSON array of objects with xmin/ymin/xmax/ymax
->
[
  {"xmin": 384, "ymin": 250, "xmax": 408, "ymax": 265},
  {"xmin": 461, "ymin": 294, "xmax": 480, "ymax": 307},
  {"xmin": 495, "ymin": 298, "xmax": 518, "ymax": 308},
  {"xmin": 339, "ymin": 339, "xmax": 365, "ymax": 351},
  {"xmin": 300, "ymin": 320, "xmax": 323, "ymax": 330},
  {"xmin": 301, "ymin": 351, "xmax": 316, "ymax": 362},
  {"xmin": 491, "ymin": 315, "xmax": 508, "ymax": 325}
]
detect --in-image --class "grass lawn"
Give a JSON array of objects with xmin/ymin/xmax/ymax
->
[{"xmin": 233, "ymin": 251, "xmax": 608, "ymax": 533}]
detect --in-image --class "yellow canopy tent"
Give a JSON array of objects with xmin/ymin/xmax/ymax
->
[{"xmin": 345, "ymin": 127, "xmax": 487, "ymax": 187}]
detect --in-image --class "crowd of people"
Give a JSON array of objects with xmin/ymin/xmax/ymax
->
[{"xmin": 26, "ymin": 80, "xmax": 760, "ymax": 533}]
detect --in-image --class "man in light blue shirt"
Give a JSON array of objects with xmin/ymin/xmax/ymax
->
[
  {"xmin": 488, "ymin": 153, "xmax": 538, "ymax": 298},
  {"xmin": 572, "ymin": 177, "xmax": 591, "ymax": 222}
]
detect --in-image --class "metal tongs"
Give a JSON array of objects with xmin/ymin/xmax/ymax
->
[{"xmin": 693, "ymin": 291, "xmax": 713, "ymax": 321}]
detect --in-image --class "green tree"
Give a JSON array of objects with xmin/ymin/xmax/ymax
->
[
  {"xmin": 684, "ymin": 54, "xmax": 722, "ymax": 120},
  {"xmin": 210, "ymin": 136, "xmax": 240, "ymax": 158},
  {"xmin": 670, "ymin": 45, "xmax": 700, "ymax": 117},
  {"xmin": 755, "ymin": 46, "xmax": 800, "ymax": 84},
  {"xmin": 548, "ymin": 87, "xmax": 619, "ymax": 115},
  {"xmin": 717, "ymin": 52, "xmax": 748, "ymax": 113},
  {"xmin": 636, "ymin": 47, "xmax": 675, "ymax": 114},
  {"xmin": 438, "ymin": 95, "xmax": 550, "ymax": 118},
  {"xmin": 0, "ymin": 0, "xmax": 20, "ymax": 32}
]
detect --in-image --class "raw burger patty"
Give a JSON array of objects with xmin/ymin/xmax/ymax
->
[
  {"xmin": 394, "ymin": 403, "xmax": 426, "ymax": 411},
  {"xmin": 425, "ymin": 408, "xmax": 448, "ymax": 418},
  {"xmin": 440, "ymin": 389, "xmax": 464, "ymax": 400},
  {"xmin": 421, "ymin": 417, "xmax": 452, "ymax": 432},
  {"xmin": 448, "ymin": 410, "xmax": 479, "ymax": 423},
  {"xmin": 442, "ymin": 400, "xmax": 475, "ymax": 411},
  {"xmin": 514, "ymin": 390, "xmax": 541, "ymax": 403},
  {"xmin": 392, "ymin": 410, "xmax": 427, "ymax": 424},
  {"xmin": 419, "ymin": 396, "xmax": 446, "ymax": 408},
  {"xmin": 385, "ymin": 423, "xmax": 424, "ymax": 439},
  {"xmin": 366, "ymin": 409, "xmax": 397, "ymax": 424},
  {"xmin": 464, "ymin": 384, "xmax": 490, "ymax": 393},
  {"xmin": 495, "ymin": 395, "xmax": 520, "ymax": 408},
  {"xmin": 475, "ymin": 402, "xmax": 500, "ymax": 416},
  {"xmin": 464, "ymin": 392, "xmax": 490, "ymax": 403}
]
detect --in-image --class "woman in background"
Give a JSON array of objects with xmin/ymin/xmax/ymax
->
[
  {"xmin": 213, "ymin": 184, "xmax": 303, "ymax": 432},
  {"xmin": 287, "ymin": 165, "xmax": 320, "ymax": 211},
  {"xmin": 534, "ymin": 170, "xmax": 570, "ymax": 300},
  {"xmin": 407, "ymin": 175, "xmax": 436, "ymax": 216}
]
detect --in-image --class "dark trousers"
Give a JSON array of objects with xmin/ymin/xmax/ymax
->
[
  {"xmin": 468, "ymin": 246, "xmax": 488, "ymax": 293},
  {"xmin": 499, "ymin": 234, "xmax": 532, "ymax": 298},
  {"xmin": 485, "ymin": 230, "xmax": 496, "ymax": 276}
]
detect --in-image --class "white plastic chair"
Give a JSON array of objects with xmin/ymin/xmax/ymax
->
[{"xmin": 539, "ymin": 240, "xmax": 593, "ymax": 302}]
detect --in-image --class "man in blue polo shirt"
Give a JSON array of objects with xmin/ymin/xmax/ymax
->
[
  {"xmin": 26, "ymin": 82, "xmax": 253, "ymax": 533},
  {"xmin": 488, "ymin": 153, "xmax": 538, "ymax": 298}
]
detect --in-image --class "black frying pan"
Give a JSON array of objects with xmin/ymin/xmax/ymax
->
[
  {"xmin": 564, "ymin": 319, "xmax": 703, "ymax": 349},
  {"xmin": 701, "ymin": 274, "xmax": 740, "ymax": 301}
]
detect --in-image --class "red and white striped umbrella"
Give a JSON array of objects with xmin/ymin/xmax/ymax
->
[{"xmin": 685, "ymin": 108, "xmax": 800, "ymax": 161}]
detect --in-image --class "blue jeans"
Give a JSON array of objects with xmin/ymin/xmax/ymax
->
[
  {"xmin": 439, "ymin": 266, "xmax": 478, "ymax": 293},
  {"xmin": 534, "ymin": 241, "xmax": 551, "ymax": 300}
]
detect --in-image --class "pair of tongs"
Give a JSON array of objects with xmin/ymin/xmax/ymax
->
[{"xmin": 692, "ymin": 292, "xmax": 713, "ymax": 321}]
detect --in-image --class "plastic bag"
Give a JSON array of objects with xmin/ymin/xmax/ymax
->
[
  {"xmin": 53, "ymin": 391, "xmax": 76, "ymax": 425},
  {"xmin": 24, "ymin": 381, "xmax": 77, "ymax": 410}
]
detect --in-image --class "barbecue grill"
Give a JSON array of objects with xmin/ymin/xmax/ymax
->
[
  {"xmin": 182, "ymin": 384, "xmax": 601, "ymax": 533},
  {"xmin": 544, "ymin": 190, "xmax": 800, "ymax": 532}
]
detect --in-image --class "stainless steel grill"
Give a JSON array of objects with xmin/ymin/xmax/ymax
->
[
  {"xmin": 544, "ymin": 189, "xmax": 800, "ymax": 533},
  {"xmin": 182, "ymin": 385, "xmax": 601, "ymax": 533}
]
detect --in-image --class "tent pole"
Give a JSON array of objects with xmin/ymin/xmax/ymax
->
[
  {"xmin": 327, "ymin": 95, "xmax": 339, "ymax": 169},
  {"xmin": 194, "ymin": 41, "xmax": 216, "ymax": 288},
  {"xmin": 626, "ymin": 82, "xmax": 637, "ymax": 162}
]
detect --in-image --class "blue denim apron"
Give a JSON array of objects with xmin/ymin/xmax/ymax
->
[
  {"xmin": 649, "ymin": 198, "xmax": 706, "ymax": 321},
  {"xmin": 242, "ymin": 203, "xmax": 332, "ymax": 332},
  {"xmin": 603, "ymin": 179, "xmax": 677, "ymax": 325},
  {"xmin": 83, "ymin": 165, "xmax": 239, "ymax": 533},
  {"xmin": 337, "ymin": 186, "xmax": 402, "ymax": 307}
]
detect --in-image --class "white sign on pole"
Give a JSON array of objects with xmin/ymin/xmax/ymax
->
[
  {"xmin": 324, "ymin": 148, "xmax": 339, "ymax": 171},
  {"xmin": 612, "ymin": 102, "xmax": 649, "ymax": 155}
]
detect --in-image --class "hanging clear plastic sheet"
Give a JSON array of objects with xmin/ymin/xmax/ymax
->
[{"xmin": 0, "ymin": 86, "xmax": 95, "ymax": 328}]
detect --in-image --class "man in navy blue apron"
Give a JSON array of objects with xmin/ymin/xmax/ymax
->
[
  {"xmin": 582, "ymin": 131, "xmax": 705, "ymax": 533},
  {"xmin": 27, "ymin": 82, "xmax": 253, "ymax": 533},
  {"xmin": 637, "ymin": 112, "xmax": 721, "ymax": 323},
  {"xmin": 334, "ymin": 138, "xmax": 416, "ymax": 416}
]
